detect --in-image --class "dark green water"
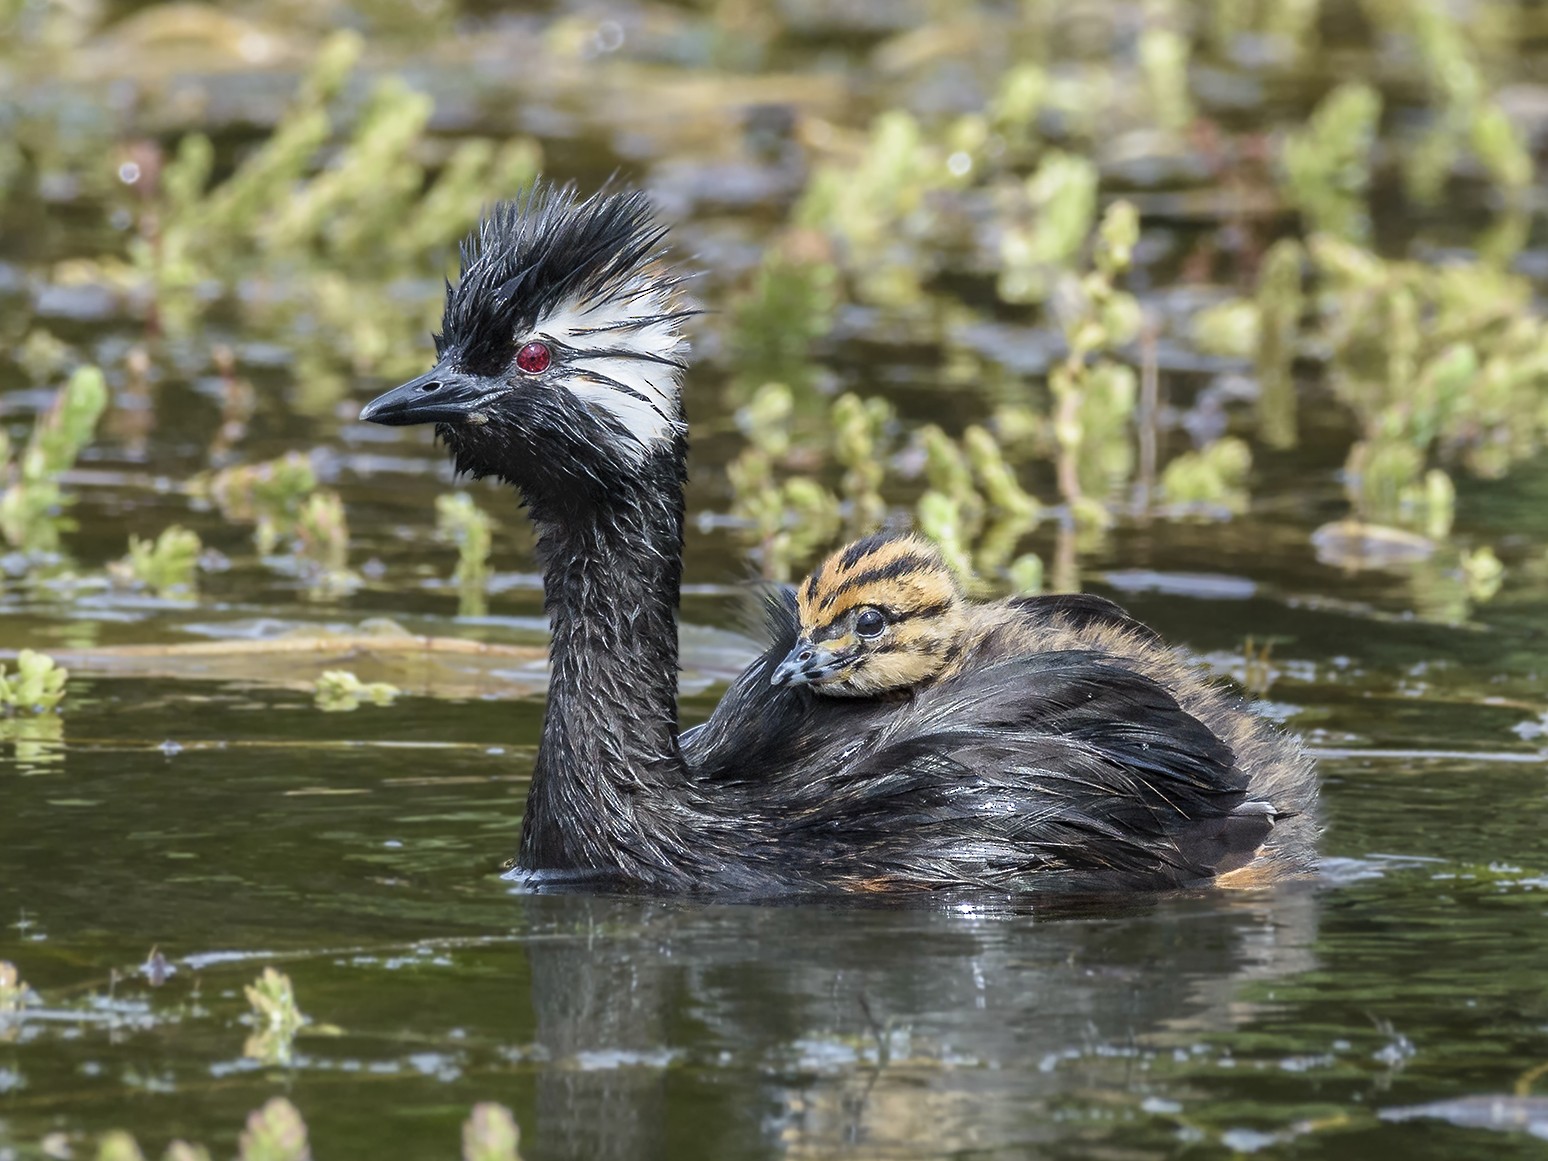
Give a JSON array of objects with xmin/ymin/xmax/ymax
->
[
  {"xmin": 4, "ymin": 447, "xmax": 1547, "ymax": 1159},
  {"xmin": 6, "ymin": 2, "xmax": 1548, "ymax": 1157}
]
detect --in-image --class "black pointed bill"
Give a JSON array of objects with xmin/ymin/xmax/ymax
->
[
  {"xmin": 770, "ymin": 640, "xmax": 851, "ymax": 688},
  {"xmin": 360, "ymin": 364, "xmax": 494, "ymax": 427}
]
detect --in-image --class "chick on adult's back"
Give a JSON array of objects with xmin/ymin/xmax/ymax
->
[
  {"xmin": 756, "ymin": 529, "xmax": 1316, "ymax": 887},
  {"xmin": 771, "ymin": 531, "xmax": 1150, "ymax": 697}
]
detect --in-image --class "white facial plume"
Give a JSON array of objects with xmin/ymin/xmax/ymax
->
[{"xmin": 531, "ymin": 267, "xmax": 689, "ymax": 460}]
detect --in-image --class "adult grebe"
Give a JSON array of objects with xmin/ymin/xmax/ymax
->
[{"xmin": 360, "ymin": 184, "xmax": 1318, "ymax": 894}]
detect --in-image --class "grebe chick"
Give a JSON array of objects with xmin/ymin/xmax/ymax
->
[
  {"xmin": 772, "ymin": 531, "xmax": 1154, "ymax": 697},
  {"xmin": 772, "ymin": 532, "xmax": 969, "ymax": 697},
  {"xmin": 359, "ymin": 183, "xmax": 1320, "ymax": 895}
]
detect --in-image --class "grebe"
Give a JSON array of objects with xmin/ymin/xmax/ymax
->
[
  {"xmin": 360, "ymin": 184, "xmax": 1318, "ymax": 894},
  {"xmin": 772, "ymin": 530, "xmax": 1155, "ymax": 697}
]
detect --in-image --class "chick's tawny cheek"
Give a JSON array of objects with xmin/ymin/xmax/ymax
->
[{"xmin": 515, "ymin": 341, "xmax": 552, "ymax": 375}]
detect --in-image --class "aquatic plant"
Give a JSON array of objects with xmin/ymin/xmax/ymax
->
[
  {"xmin": 463, "ymin": 1103, "xmax": 523, "ymax": 1161},
  {"xmin": 1386, "ymin": 0, "xmax": 1533, "ymax": 209},
  {"xmin": 1159, "ymin": 437, "xmax": 1253, "ymax": 516},
  {"xmin": 204, "ymin": 452, "xmax": 319, "ymax": 555},
  {"xmin": 724, "ymin": 196, "xmax": 1152, "ymax": 588},
  {"xmin": 988, "ymin": 62, "xmax": 1047, "ymax": 145},
  {"xmin": 294, "ymin": 490, "xmax": 358, "ymax": 595},
  {"xmin": 832, "ymin": 393, "xmax": 893, "ymax": 532},
  {"xmin": 963, "ymin": 426, "xmax": 1039, "ymax": 524},
  {"xmin": 729, "ymin": 236, "xmax": 839, "ymax": 399},
  {"xmin": 1006, "ymin": 553, "xmax": 1044, "ymax": 595},
  {"xmin": 314, "ymin": 670, "xmax": 400, "ymax": 712},
  {"xmin": 121, "ymin": 29, "xmax": 539, "ymax": 378},
  {"xmin": 727, "ymin": 443, "xmax": 840, "ymax": 582},
  {"xmin": 910, "ymin": 423, "xmax": 1039, "ymax": 581},
  {"xmin": 1189, "ymin": 299, "xmax": 1260, "ymax": 362},
  {"xmin": 1139, "ymin": 19, "xmax": 1194, "ymax": 135},
  {"xmin": 727, "ymin": 384, "xmax": 883, "ymax": 580},
  {"xmin": 0, "ymin": 649, "xmax": 68, "ymax": 714},
  {"xmin": 1308, "ymin": 235, "xmax": 1548, "ymax": 533},
  {"xmin": 95, "ymin": 1132, "xmax": 148, "ymax": 1161},
  {"xmin": 919, "ymin": 424, "xmax": 982, "ymax": 532},
  {"xmin": 237, "ymin": 1098, "xmax": 310, "ymax": 1161},
  {"xmin": 111, "ymin": 526, "xmax": 203, "ymax": 596},
  {"xmin": 436, "ymin": 493, "xmax": 494, "ymax": 617},
  {"xmin": 915, "ymin": 490, "xmax": 976, "ymax": 582},
  {"xmin": 0, "ymin": 366, "xmax": 109, "ymax": 553},
  {"xmin": 1459, "ymin": 545, "xmax": 1505, "ymax": 602},
  {"xmin": 0, "ymin": 960, "xmax": 32, "ymax": 1014},
  {"xmin": 1047, "ymin": 200, "xmax": 1141, "ymax": 529},
  {"xmin": 89, "ymin": 1099, "xmax": 524, "ymax": 1161},
  {"xmin": 997, "ymin": 152, "xmax": 1100, "ymax": 305},
  {"xmin": 201, "ymin": 454, "xmax": 361, "ymax": 595},
  {"xmin": 794, "ymin": 109, "xmax": 943, "ymax": 304},
  {"xmin": 1281, "ymin": 83, "xmax": 1381, "ymax": 240},
  {"xmin": 242, "ymin": 967, "xmax": 307, "ymax": 1067},
  {"xmin": 1254, "ymin": 240, "xmax": 1306, "ymax": 450}
]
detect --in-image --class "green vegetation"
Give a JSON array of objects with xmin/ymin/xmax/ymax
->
[
  {"xmin": 1282, "ymin": 82, "xmax": 1382, "ymax": 240},
  {"xmin": 2, "ymin": 1, "xmax": 1548, "ymax": 1154},
  {"xmin": 0, "ymin": 0, "xmax": 1532, "ymax": 622},
  {"xmin": 1160, "ymin": 437, "xmax": 1253, "ymax": 516},
  {"xmin": 314, "ymin": 669, "xmax": 400, "ymax": 711},
  {"xmin": 235, "ymin": 1097, "xmax": 310, "ymax": 1161},
  {"xmin": 998, "ymin": 153, "xmax": 1100, "ymax": 305},
  {"xmin": 111, "ymin": 526, "xmax": 203, "ymax": 596},
  {"xmin": 1045, "ymin": 200, "xmax": 1143, "ymax": 530},
  {"xmin": 436, "ymin": 492, "xmax": 495, "ymax": 617},
  {"xmin": 729, "ymin": 240, "xmax": 839, "ymax": 398},
  {"xmin": 0, "ymin": 960, "xmax": 31, "ymax": 1013},
  {"xmin": 0, "ymin": 649, "xmax": 68, "ymax": 713},
  {"xmin": 1310, "ymin": 237, "xmax": 1548, "ymax": 506},
  {"xmin": 712, "ymin": 0, "xmax": 1534, "ymax": 604},
  {"xmin": 87, "ymin": 1097, "xmax": 524, "ymax": 1161},
  {"xmin": 202, "ymin": 455, "xmax": 358, "ymax": 595},
  {"xmin": 0, "ymin": 649, "xmax": 67, "ymax": 764},
  {"xmin": 124, "ymin": 30, "xmax": 540, "ymax": 388},
  {"xmin": 243, "ymin": 966, "xmax": 308, "ymax": 1066},
  {"xmin": 463, "ymin": 1104, "xmax": 524, "ymax": 1161},
  {"xmin": 204, "ymin": 453, "xmax": 319, "ymax": 555},
  {"xmin": 295, "ymin": 490, "xmax": 357, "ymax": 595},
  {"xmin": 0, "ymin": 367, "xmax": 108, "ymax": 553}
]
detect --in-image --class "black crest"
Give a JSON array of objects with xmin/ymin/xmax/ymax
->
[{"xmin": 440, "ymin": 182, "xmax": 673, "ymax": 376}]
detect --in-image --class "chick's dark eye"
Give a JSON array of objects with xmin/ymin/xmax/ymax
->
[
  {"xmin": 854, "ymin": 608, "xmax": 886, "ymax": 638},
  {"xmin": 515, "ymin": 341, "xmax": 552, "ymax": 375}
]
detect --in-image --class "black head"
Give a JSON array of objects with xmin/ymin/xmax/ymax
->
[{"xmin": 360, "ymin": 182, "xmax": 693, "ymax": 511}]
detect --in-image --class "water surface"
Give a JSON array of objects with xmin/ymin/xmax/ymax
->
[{"xmin": 5, "ymin": 2, "xmax": 1548, "ymax": 1157}]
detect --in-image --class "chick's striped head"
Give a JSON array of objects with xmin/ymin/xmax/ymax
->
[{"xmin": 772, "ymin": 532, "xmax": 968, "ymax": 697}]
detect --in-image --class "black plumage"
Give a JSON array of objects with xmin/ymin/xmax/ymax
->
[{"xmin": 360, "ymin": 184, "xmax": 1319, "ymax": 897}]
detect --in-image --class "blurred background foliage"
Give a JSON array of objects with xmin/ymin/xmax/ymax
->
[
  {"xmin": 2, "ymin": 0, "xmax": 1547, "ymax": 621},
  {"xmin": 8, "ymin": 5, "xmax": 1548, "ymax": 1157}
]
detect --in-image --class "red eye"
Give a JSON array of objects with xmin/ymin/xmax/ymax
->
[{"xmin": 515, "ymin": 341, "xmax": 552, "ymax": 375}]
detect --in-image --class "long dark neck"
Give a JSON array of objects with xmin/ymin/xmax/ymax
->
[{"xmin": 516, "ymin": 441, "xmax": 691, "ymax": 875}]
